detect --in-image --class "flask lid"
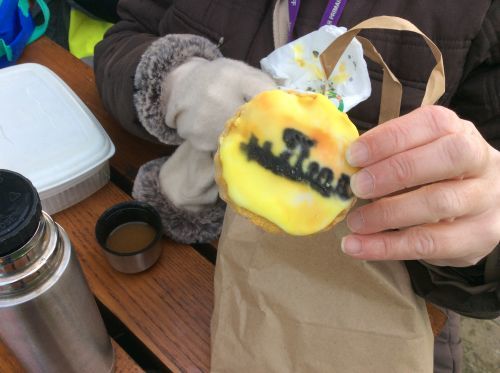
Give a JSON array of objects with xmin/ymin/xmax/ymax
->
[{"xmin": 0, "ymin": 170, "xmax": 42, "ymax": 257}]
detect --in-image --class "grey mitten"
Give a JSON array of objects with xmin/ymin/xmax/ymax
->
[
  {"xmin": 132, "ymin": 155, "xmax": 226, "ymax": 244},
  {"xmin": 132, "ymin": 34, "xmax": 276, "ymax": 243},
  {"xmin": 161, "ymin": 56, "xmax": 277, "ymax": 151}
]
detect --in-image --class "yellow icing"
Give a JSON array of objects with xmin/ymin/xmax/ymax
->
[{"xmin": 219, "ymin": 90, "xmax": 359, "ymax": 235}]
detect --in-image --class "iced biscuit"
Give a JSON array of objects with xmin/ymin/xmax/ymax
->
[{"xmin": 215, "ymin": 90, "xmax": 359, "ymax": 235}]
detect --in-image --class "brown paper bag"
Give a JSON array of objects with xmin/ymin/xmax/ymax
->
[{"xmin": 211, "ymin": 16, "xmax": 445, "ymax": 373}]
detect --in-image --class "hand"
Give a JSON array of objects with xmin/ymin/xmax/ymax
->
[
  {"xmin": 158, "ymin": 141, "xmax": 219, "ymax": 213},
  {"xmin": 341, "ymin": 106, "xmax": 500, "ymax": 267},
  {"xmin": 161, "ymin": 57, "xmax": 276, "ymax": 152}
]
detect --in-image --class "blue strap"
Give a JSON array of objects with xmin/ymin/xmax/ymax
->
[
  {"xmin": 0, "ymin": 0, "xmax": 50, "ymax": 63},
  {"xmin": 28, "ymin": 0, "xmax": 50, "ymax": 43},
  {"xmin": 0, "ymin": 39, "xmax": 13, "ymax": 61}
]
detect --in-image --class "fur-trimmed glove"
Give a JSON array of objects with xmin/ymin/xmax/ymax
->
[
  {"xmin": 132, "ymin": 35, "xmax": 276, "ymax": 243},
  {"xmin": 161, "ymin": 56, "xmax": 276, "ymax": 151}
]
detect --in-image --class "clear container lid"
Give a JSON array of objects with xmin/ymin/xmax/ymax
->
[{"xmin": 0, "ymin": 63, "xmax": 115, "ymax": 199}]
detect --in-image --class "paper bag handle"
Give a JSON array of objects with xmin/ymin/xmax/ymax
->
[
  {"xmin": 355, "ymin": 35, "xmax": 402, "ymax": 124},
  {"xmin": 320, "ymin": 16, "xmax": 445, "ymax": 124}
]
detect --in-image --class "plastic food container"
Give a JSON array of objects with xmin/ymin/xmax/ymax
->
[{"xmin": 0, "ymin": 63, "xmax": 115, "ymax": 214}]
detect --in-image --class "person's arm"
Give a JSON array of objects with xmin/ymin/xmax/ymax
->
[
  {"xmin": 94, "ymin": 0, "xmax": 276, "ymax": 243},
  {"xmin": 341, "ymin": 3, "xmax": 500, "ymax": 319},
  {"xmin": 94, "ymin": 0, "xmax": 169, "ymax": 141},
  {"xmin": 94, "ymin": 0, "xmax": 224, "ymax": 144}
]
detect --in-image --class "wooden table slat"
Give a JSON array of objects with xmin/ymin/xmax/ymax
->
[
  {"xmin": 54, "ymin": 183, "xmax": 214, "ymax": 372},
  {"xmin": 113, "ymin": 340, "xmax": 145, "ymax": 373}
]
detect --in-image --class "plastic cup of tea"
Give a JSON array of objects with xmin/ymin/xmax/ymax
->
[{"xmin": 95, "ymin": 201, "xmax": 163, "ymax": 274}]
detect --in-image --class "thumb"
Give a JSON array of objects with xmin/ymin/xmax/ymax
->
[{"xmin": 163, "ymin": 57, "xmax": 208, "ymax": 130}]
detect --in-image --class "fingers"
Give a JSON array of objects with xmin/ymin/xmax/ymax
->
[
  {"xmin": 349, "ymin": 130, "xmax": 489, "ymax": 198},
  {"xmin": 341, "ymin": 211, "xmax": 500, "ymax": 267},
  {"xmin": 346, "ymin": 179, "xmax": 490, "ymax": 234},
  {"xmin": 347, "ymin": 106, "xmax": 470, "ymax": 167},
  {"xmin": 342, "ymin": 105, "xmax": 500, "ymax": 266}
]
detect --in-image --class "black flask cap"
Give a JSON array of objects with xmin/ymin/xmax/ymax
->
[{"xmin": 0, "ymin": 170, "xmax": 42, "ymax": 256}]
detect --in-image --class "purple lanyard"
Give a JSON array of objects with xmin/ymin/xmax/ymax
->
[{"xmin": 288, "ymin": 0, "xmax": 348, "ymax": 42}]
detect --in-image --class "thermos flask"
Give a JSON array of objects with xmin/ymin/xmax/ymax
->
[{"xmin": 0, "ymin": 169, "xmax": 115, "ymax": 372}]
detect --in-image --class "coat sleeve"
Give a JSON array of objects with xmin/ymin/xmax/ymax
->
[
  {"xmin": 405, "ymin": 2, "xmax": 500, "ymax": 320},
  {"xmin": 93, "ymin": 0, "xmax": 222, "ymax": 143}
]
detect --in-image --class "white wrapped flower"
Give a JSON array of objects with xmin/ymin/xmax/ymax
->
[{"xmin": 260, "ymin": 25, "xmax": 371, "ymax": 113}]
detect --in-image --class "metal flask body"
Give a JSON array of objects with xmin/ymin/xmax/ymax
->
[{"xmin": 0, "ymin": 211, "xmax": 115, "ymax": 373}]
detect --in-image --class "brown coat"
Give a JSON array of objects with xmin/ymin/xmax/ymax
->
[{"xmin": 94, "ymin": 0, "xmax": 500, "ymax": 319}]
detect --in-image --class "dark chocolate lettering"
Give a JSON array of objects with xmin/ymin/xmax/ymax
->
[
  {"xmin": 240, "ymin": 129, "xmax": 353, "ymax": 200},
  {"xmin": 335, "ymin": 173, "xmax": 352, "ymax": 200}
]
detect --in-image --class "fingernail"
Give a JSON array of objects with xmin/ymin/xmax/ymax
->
[
  {"xmin": 341, "ymin": 236, "xmax": 362, "ymax": 255},
  {"xmin": 347, "ymin": 210, "xmax": 364, "ymax": 232},
  {"xmin": 346, "ymin": 141, "xmax": 369, "ymax": 166},
  {"xmin": 350, "ymin": 170, "xmax": 374, "ymax": 197}
]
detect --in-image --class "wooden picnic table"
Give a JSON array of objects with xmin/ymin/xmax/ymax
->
[{"xmin": 1, "ymin": 37, "xmax": 217, "ymax": 372}]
